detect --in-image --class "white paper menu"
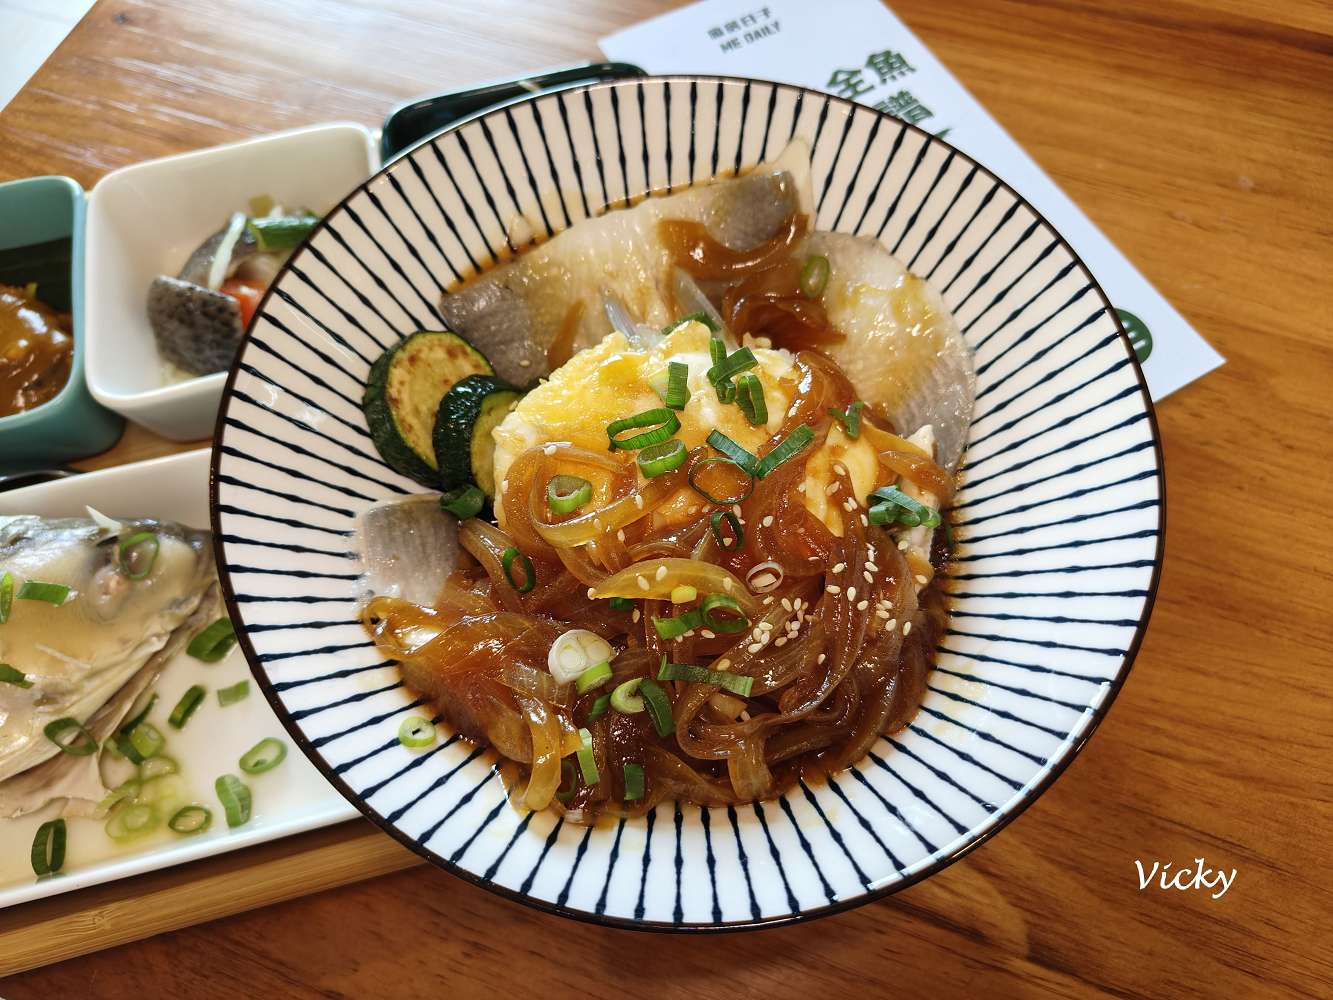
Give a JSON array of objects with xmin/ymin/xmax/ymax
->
[{"xmin": 601, "ymin": 0, "xmax": 1223, "ymax": 399}]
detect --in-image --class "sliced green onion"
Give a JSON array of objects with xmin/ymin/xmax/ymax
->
[
  {"xmin": 708, "ymin": 336, "xmax": 727, "ymax": 367},
  {"xmin": 217, "ymin": 681, "xmax": 250, "ymax": 707},
  {"xmin": 575, "ymin": 728, "xmax": 600, "ymax": 785},
  {"xmin": 652, "ymin": 609, "xmax": 703, "ymax": 641},
  {"xmin": 246, "ymin": 213, "xmax": 318, "ymax": 252},
  {"xmin": 168, "ymin": 685, "xmax": 206, "ymax": 730},
  {"xmin": 215, "ymin": 774, "xmax": 252, "ymax": 828},
  {"xmin": 706, "ymin": 430, "xmax": 759, "ymax": 477},
  {"xmin": 735, "ymin": 373, "xmax": 768, "ymax": 426},
  {"xmin": 608, "ymin": 597, "xmax": 635, "ymax": 612},
  {"xmin": 623, "ymin": 762, "xmax": 645, "ymax": 802},
  {"xmin": 638, "ymin": 678, "xmax": 674, "ymax": 737},
  {"xmin": 663, "ymin": 361, "xmax": 690, "ymax": 410},
  {"xmin": 187, "ymin": 618, "xmax": 237, "ymax": 662},
  {"xmin": 586, "ymin": 693, "xmax": 612, "ymax": 722},
  {"xmin": 607, "ymin": 407, "xmax": 681, "ymax": 451},
  {"xmin": 700, "ymin": 593, "xmax": 749, "ymax": 634},
  {"xmin": 118, "ymin": 530, "xmax": 159, "ymax": 581},
  {"xmin": 0, "ymin": 663, "xmax": 32, "ymax": 688},
  {"xmin": 97, "ymin": 779, "xmax": 141, "ymax": 816},
  {"xmin": 239, "ymin": 737, "xmax": 287, "ymax": 774},
  {"xmin": 30, "ymin": 818, "xmax": 66, "ymax": 876},
  {"xmin": 710, "ymin": 510, "xmax": 744, "ymax": 551},
  {"xmin": 398, "ymin": 716, "xmax": 436, "ymax": 749},
  {"xmin": 706, "ymin": 346, "xmax": 758, "ymax": 386},
  {"xmin": 657, "ymin": 657, "xmax": 755, "ymax": 697},
  {"xmin": 868, "ymin": 485, "xmax": 941, "ymax": 527},
  {"xmin": 867, "ymin": 502, "xmax": 900, "ymax": 526},
  {"xmin": 688, "ymin": 456, "xmax": 754, "ymax": 506},
  {"xmin": 546, "ymin": 475, "xmax": 593, "ymax": 514},
  {"xmin": 120, "ymin": 692, "xmax": 158, "ymax": 736},
  {"xmin": 800, "ymin": 254, "xmax": 831, "ymax": 297},
  {"xmin": 0, "ymin": 571, "xmax": 12, "ymax": 623},
  {"xmin": 168, "ymin": 805, "xmax": 213, "ymax": 835},
  {"xmin": 636, "ymin": 438, "xmax": 687, "ymax": 478},
  {"xmin": 610, "ymin": 678, "xmax": 644, "ymax": 714},
  {"xmin": 105, "ymin": 803, "xmax": 158, "ymax": 842},
  {"xmin": 667, "ymin": 311, "xmax": 720, "ymax": 336},
  {"xmin": 555, "ymin": 758, "xmax": 578, "ymax": 802},
  {"xmin": 575, "ymin": 661, "xmax": 612, "ymax": 694},
  {"xmin": 17, "ymin": 581, "xmax": 70, "ymax": 606},
  {"xmin": 440, "ymin": 485, "xmax": 485, "ymax": 518},
  {"xmin": 828, "ymin": 400, "xmax": 866, "ymax": 439},
  {"xmin": 140, "ymin": 755, "xmax": 179, "ymax": 780},
  {"xmin": 501, "ymin": 546, "xmax": 536, "ymax": 593},
  {"xmin": 44, "ymin": 717, "xmax": 97, "ymax": 757},
  {"xmin": 128, "ymin": 721, "xmax": 164, "ymax": 760},
  {"xmin": 715, "ymin": 379, "xmax": 737, "ymax": 404},
  {"xmin": 756, "ymin": 424, "xmax": 814, "ymax": 478}
]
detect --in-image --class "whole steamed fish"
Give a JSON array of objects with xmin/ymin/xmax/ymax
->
[{"xmin": 0, "ymin": 513, "xmax": 219, "ymax": 818}]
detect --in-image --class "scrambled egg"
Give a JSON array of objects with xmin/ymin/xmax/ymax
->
[{"xmin": 492, "ymin": 321, "xmax": 881, "ymax": 535}]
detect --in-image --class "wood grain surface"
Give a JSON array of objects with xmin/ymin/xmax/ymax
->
[{"xmin": 2, "ymin": 0, "xmax": 1331, "ymax": 996}]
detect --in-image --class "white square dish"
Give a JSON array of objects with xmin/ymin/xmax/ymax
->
[
  {"xmin": 0, "ymin": 449, "xmax": 356, "ymax": 910},
  {"xmin": 84, "ymin": 123, "xmax": 379, "ymax": 441}
]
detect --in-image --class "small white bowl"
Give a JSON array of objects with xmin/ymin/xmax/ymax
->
[{"xmin": 85, "ymin": 123, "xmax": 379, "ymax": 441}]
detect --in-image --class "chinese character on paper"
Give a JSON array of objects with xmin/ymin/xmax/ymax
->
[
  {"xmin": 827, "ymin": 68, "xmax": 874, "ymax": 100},
  {"xmin": 866, "ymin": 49, "xmax": 915, "ymax": 83},
  {"xmin": 875, "ymin": 89, "xmax": 933, "ymax": 125},
  {"xmin": 707, "ymin": 26, "xmax": 723, "ymax": 39},
  {"xmin": 725, "ymin": 19, "xmax": 740, "ymax": 32}
]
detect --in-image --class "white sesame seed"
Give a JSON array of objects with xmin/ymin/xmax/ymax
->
[
  {"xmin": 637, "ymin": 575, "xmax": 650, "ymax": 591},
  {"xmin": 860, "ymin": 514, "xmax": 869, "ymax": 527},
  {"xmin": 761, "ymin": 515, "xmax": 774, "ymax": 528},
  {"xmin": 632, "ymin": 609, "xmax": 641, "ymax": 623},
  {"xmin": 842, "ymin": 498, "xmax": 856, "ymax": 512},
  {"xmin": 740, "ymin": 710, "xmax": 752, "ymax": 722},
  {"xmin": 863, "ymin": 570, "xmax": 874, "ymax": 584},
  {"xmin": 796, "ymin": 483, "xmax": 807, "ymax": 494},
  {"xmin": 762, "ymin": 595, "xmax": 774, "ymax": 605},
  {"xmin": 774, "ymin": 636, "xmax": 788, "ymax": 647},
  {"xmin": 518, "ymin": 358, "xmax": 532, "ymax": 368},
  {"xmin": 898, "ymin": 539, "xmax": 910, "ymax": 551},
  {"xmin": 593, "ymin": 517, "xmax": 604, "ymax": 531},
  {"xmin": 634, "ymin": 494, "xmax": 644, "ymax": 509},
  {"xmin": 781, "ymin": 598, "xmax": 793, "ymax": 611},
  {"xmin": 758, "ymin": 622, "xmax": 774, "ymax": 632},
  {"xmin": 825, "ymin": 482, "xmax": 839, "ymax": 496},
  {"xmin": 817, "ymin": 653, "xmax": 827, "ymax": 664},
  {"xmin": 826, "ymin": 584, "xmax": 841, "ymax": 594},
  {"xmin": 885, "ymin": 618, "xmax": 897, "ymax": 631},
  {"xmin": 656, "ymin": 565, "xmax": 668, "ymax": 581},
  {"xmin": 915, "ymin": 574, "xmax": 928, "ymax": 585},
  {"xmin": 747, "ymin": 643, "xmax": 763, "ymax": 654},
  {"xmin": 793, "ymin": 598, "xmax": 804, "ymax": 611},
  {"xmin": 701, "ymin": 628, "xmax": 717, "ymax": 639},
  {"xmin": 876, "ymin": 608, "xmax": 890, "ymax": 619},
  {"xmin": 867, "ymin": 545, "xmax": 877, "ymax": 561},
  {"xmin": 787, "ymin": 404, "xmax": 799, "ymax": 418},
  {"xmin": 856, "ymin": 600, "xmax": 869, "ymax": 611},
  {"xmin": 682, "ymin": 630, "xmax": 695, "ymax": 639},
  {"xmin": 616, "ymin": 529, "xmax": 626, "ymax": 543},
  {"xmin": 587, "ymin": 587, "xmax": 596, "ymax": 599},
  {"xmin": 733, "ymin": 504, "xmax": 743, "ymax": 518},
  {"xmin": 865, "ymin": 562, "xmax": 878, "ymax": 572},
  {"xmin": 716, "ymin": 659, "xmax": 731, "ymax": 671},
  {"xmin": 832, "ymin": 462, "xmax": 847, "ymax": 477},
  {"xmin": 846, "ymin": 587, "xmax": 857, "ymax": 601},
  {"xmin": 903, "ymin": 621, "xmax": 913, "ymax": 636},
  {"xmin": 752, "ymin": 627, "xmax": 764, "ymax": 640},
  {"xmin": 832, "ymin": 562, "xmax": 846, "ymax": 574}
]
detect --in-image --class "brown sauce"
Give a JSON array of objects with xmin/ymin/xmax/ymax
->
[{"xmin": 0, "ymin": 285, "xmax": 72, "ymax": 417}]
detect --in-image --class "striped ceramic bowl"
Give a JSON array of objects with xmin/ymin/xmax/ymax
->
[{"xmin": 211, "ymin": 76, "xmax": 1163, "ymax": 930}]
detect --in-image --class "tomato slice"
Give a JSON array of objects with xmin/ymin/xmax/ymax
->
[{"xmin": 220, "ymin": 279, "xmax": 266, "ymax": 328}]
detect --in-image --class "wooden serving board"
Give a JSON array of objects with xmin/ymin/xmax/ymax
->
[{"xmin": 0, "ymin": 821, "xmax": 419, "ymax": 976}]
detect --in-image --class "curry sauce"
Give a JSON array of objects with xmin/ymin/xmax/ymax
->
[{"xmin": 0, "ymin": 284, "xmax": 72, "ymax": 417}]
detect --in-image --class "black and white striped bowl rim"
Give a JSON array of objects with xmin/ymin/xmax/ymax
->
[{"xmin": 210, "ymin": 75, "xmax": 1164, "ymax": 931}]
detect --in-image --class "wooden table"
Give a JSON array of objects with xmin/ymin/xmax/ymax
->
[{"xmin": 3, "ymin": 0, "xmax": 1330, "ymax": 995}]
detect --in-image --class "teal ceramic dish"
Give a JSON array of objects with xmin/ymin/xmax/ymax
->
[{"xmin": 0, "ymin": 175, "xmax": 123, "ymax": 470}]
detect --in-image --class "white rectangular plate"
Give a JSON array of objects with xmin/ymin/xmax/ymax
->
[{"xmin": 0, "ymin": 449, "xmax": 356, "ymax": 909}]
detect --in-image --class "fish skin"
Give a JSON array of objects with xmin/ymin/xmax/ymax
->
[
  {"xmin": 0, "ymin": 515, "xmax": 217, "ymax": 809},
  {"xmin": 438, "ymin": 167, "xmax": 800, "ymax": 386},
  {"xmin": 146, "ymin": 276, "xmax": 244, "ymax": 376}
]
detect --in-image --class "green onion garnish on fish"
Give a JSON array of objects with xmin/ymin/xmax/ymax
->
[{"xmin": 188, "ymin": 618, "xmax": 237, "ymax": 662}]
